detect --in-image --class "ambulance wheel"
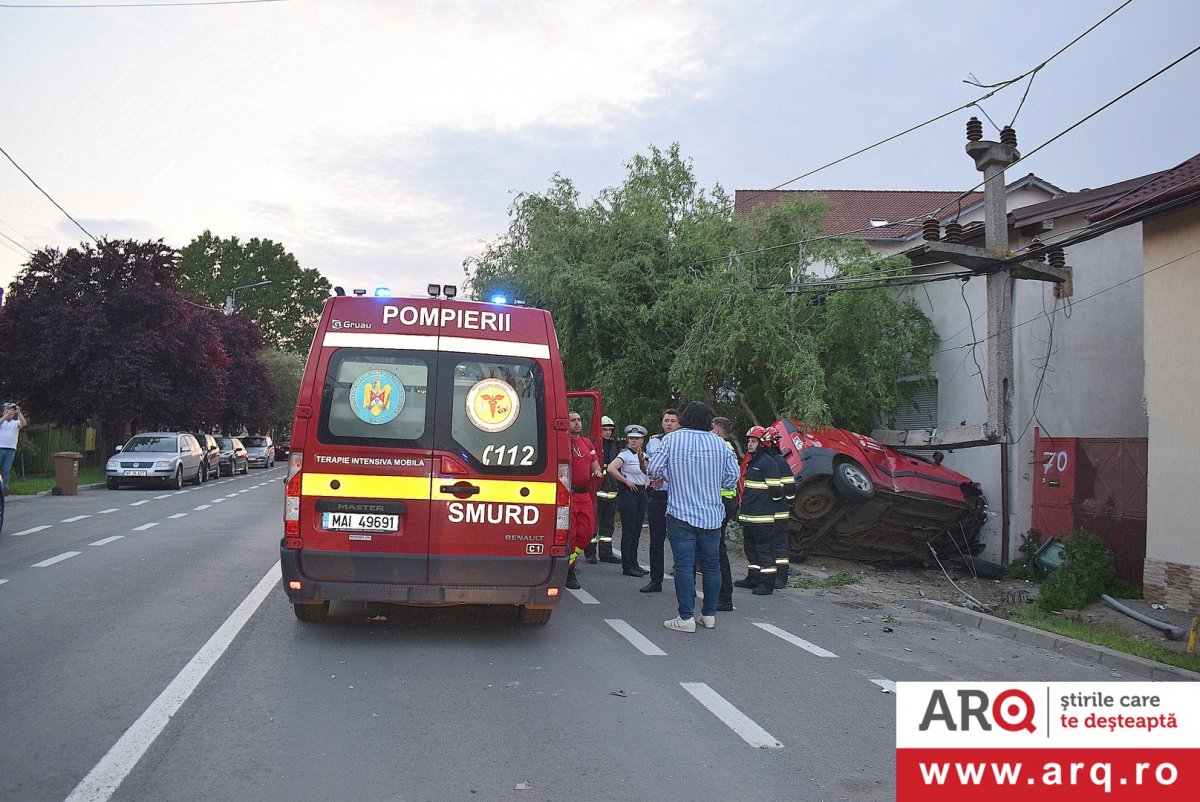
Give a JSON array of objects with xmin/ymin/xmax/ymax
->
[
  {"xmin": 519, "ymin": 606, "xmax": 553, "ymax": 625},
  {"xmin": 832, "ymin": 460, "xmax": 873, "ymax": 503},
  {"xmin": 293, "ymin": 601, "xmax": 329, "ymax": 622}
]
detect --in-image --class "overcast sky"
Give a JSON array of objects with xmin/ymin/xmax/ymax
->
[{"xmin": 2, "ymin": 0, "xmax": 1197, "ymax": 300}]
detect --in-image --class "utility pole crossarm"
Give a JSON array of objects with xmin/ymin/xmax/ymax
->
[{"xmin": 905, "ymin": 241, "xmax": 1069, "ymax": 283}]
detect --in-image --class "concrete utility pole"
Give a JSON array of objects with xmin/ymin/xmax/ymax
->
[
  {"xmin": 967, "ymin": 122, "xmax": 1020, "ymax": 442},
  {"xmin": 872, "ymin": 118, "xmax": 1071, "ymax": 561}
]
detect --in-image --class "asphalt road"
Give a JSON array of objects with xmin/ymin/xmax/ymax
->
[{"xmin": 0, "ymin": 476, "xmax": 1129, "ymax": 802}]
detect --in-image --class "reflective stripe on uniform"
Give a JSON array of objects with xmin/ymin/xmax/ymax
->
[
  {"xmin": 774, "ymin": 511, "xmax": 789, "ymax": 520},
  {"xmin": 743, "ymin": 480, "xmax": 770, "ymax": 490},
  {"xmin": 738, "ymin": 513, "xmax": 775, "ymax": 524},
  {"xmin": 759, "ymin": 565, "xmax": 777, "ymax": 574},
  {"xmin": 597, "ymin": 490, "xmax": 617, "ymax": 500},
  {"xmin": 301, "ymin": 473, "xmax": 556, "ymax": 504}
]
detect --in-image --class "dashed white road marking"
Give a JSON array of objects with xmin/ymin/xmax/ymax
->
[
  {"xmin": 211, "ymin": 498, "xmax": 225, "ymax": 503},
  {"xmin": 97, "ymin": 508, "xmax": 119, "ymax": 514},
  {"xmin": 604, "ymin": 619, "xmax": 667, "ymax": 656},
  {"xmin": 870, "ymin": 678, "xmax": 897, "ymax": 693},
  {"xmin": 193, "ymin": 505, "xmax": 211, "ymax": 511},
  {"xmin": 62, "ymin": 515, "xmax": 91, "ymax": 523},
  {"xmin": 167, "ymin": 513, "xmax": 188, "ymax": 519},
  {"xmin": 680, "ymin": 682, "xmax": 783, "ymax": 748},
  {"xmin": 64, "ymin": 561, "xmax": 282, "ymax": 802},
  {"xmin": 132, "ymin": 523, "xmax": 158, "ymax": 532},
  {"xmin": 754, "ymin": 623, "xmax": 838, "ymax": 658},
  {"xmin": 90, "ymin": 536, "xmax": 124, "ymax": 546},
  {"xmin": 154, "ymin": 494, "xmax": 173, "ymax": 500},
  {"xmin": 0, "ymin": 579, "xmax": 9, "ymax": 586},
  {"xmin": 224, "ymin": 493, "xmax": 238, "ymax": 498},
  {"xmin": 33, "ymin": 551, "xmax": 82, "ymax": 568},
  {"xmin": 566, "ymin": 588, "xmax": 599, "ymax": 604},
  {"xmin": 129, "ymin": 500, "xmax": 150, "ymax": 507},
  {"xmin": 10, "ymin": 525, "xmax": 52, "ymax": 537}
]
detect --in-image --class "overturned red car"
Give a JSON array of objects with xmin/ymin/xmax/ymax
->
[{"xmin": 769, "ymin": 419, "xmax": 987, "ymax": 565}]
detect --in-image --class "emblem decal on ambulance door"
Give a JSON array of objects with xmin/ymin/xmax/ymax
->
[
  {"xmin": 349, "ymin": 369, "xmax": 406, "ymax": 425},
  {"xmin": 465, "ymin": 378, "xmax": 520, "ymax": 433}
]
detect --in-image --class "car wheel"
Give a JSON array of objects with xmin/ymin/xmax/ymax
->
[
  {"xmin": 832, "ymin": 460, "xmax": 873, "ymax": 503},
  {"xmin": 793, "ymin": 481, "xmax": 837, "ymax": 522},
  {"xmin": 107, "ymin": 478, "xmax": 120, "ymax": 490},
  {"xmin": 240, "ymin": 460, "xmax": 249, "ymax": 475},
  {"xmin": 191, "ymin": 463, "xmax": 203, "ymax": 486},
  {"xmin": 293, "ymin": 601, "xmax": 329, "ymax": 622},
  {"xmin": 519, "ymin": 606, "xmax": 553, "ymax": 625},
  {"xmin": 171, "ymin": 466, "xmax": 183, "ymax": 490}
]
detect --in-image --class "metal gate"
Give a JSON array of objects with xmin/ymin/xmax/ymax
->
[{"xmin": 1031, "ymin": 429, "xmax": 1147, "ymax": 585}]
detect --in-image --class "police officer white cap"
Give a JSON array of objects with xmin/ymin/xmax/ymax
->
[{"xmin": 624, "ymin": 424, "xmax": 647, "ymax": 437}]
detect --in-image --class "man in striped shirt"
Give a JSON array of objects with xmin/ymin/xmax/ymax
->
[{"xmin": 646, "ymin": 401, "xmax": 740, "ymax": 633}]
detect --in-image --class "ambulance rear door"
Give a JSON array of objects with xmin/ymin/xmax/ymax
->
[{"xmin": 426, "ymin": 301, "xmax": 561, "ymax": 587}]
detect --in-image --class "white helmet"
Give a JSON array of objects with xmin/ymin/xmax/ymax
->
[{"xmin": 601, "ymin": 415, "xmax": 615, "ymax": 426}]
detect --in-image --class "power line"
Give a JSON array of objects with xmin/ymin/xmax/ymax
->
[
  {"xmin": 936, "ymin": 245, "xmax": 1200, "ymax": 355},
  {"xmin": 0, "ymin": 230, "xmax": 31, "ymax": 255},
  {"xmin": 0, "ymin": 143, "xmax": 98, "ymax": 244},
  {"xmin": 0, "ymin": 1, "xmax": 285, "ymax": 7},
  {"xmin": 725, "ymin": 0, "xmax": 1132, "ymax": 221}
]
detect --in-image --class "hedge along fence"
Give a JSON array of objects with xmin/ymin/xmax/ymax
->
[{"xmin": 13, "ymin": 424, "xmax": 119, "ymax": 477}]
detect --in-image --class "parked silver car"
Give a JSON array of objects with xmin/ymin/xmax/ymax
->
[
  {"xmin": 242, "ymin": 435, "xmax": 275, "ymax": 468},
  {"xmin": 107, "ymin": 432, "xmax": 205, "ymax": 489}
]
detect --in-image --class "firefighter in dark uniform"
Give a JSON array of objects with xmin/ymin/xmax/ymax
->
[
  {"xmin": 586, "ymin": 416, "xmax": 622, "ymax": 564},
  {"xmin": 736, "ymin": 426, "xmax": 780, "ymax": 595},
  {"xmin": 760, "ymin": 427, "xmax": 794, "ymax": 589}
]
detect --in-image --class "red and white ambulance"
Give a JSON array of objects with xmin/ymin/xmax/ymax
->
[{"xmin": 281, "ymin": 289, "xmax": 595, "ymax": 624}]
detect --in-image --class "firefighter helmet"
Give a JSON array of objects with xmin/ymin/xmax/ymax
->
[
  {"xmin": 758, "ymin": 427, "xmax": 779, "ymax": 445},
  {"xmin": 746, "ymin": 425, "xmax": 769, "ymax": 441}
]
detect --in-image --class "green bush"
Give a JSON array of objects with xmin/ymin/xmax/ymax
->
[{"xmin": 1037, "ymin": 530, "xmax": 1116, "ymax": 612}]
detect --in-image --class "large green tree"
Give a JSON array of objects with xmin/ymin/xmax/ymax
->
[
  {"xmin": 466, "ymin": 145, "xmax": 938, "ymax": 434},
  {"xmin": 179, "ymin": 231, "xmax": 331, "ymax": 352}
]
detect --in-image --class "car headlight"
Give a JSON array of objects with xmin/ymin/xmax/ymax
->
[
  {"xmin": 154, "ymin": 460, "xmax": 173, "ymax": 469},
  {"xmin": 106, "ymin": 459, "xmax": 118, "ymax": 470}
]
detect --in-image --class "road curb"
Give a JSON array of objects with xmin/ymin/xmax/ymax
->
[
  {"xmin": 6, "ymin": 481, "xmax": 108, "ymax": 502},
  {"xmin": 903, "ymin": 598, "xmax": 1200, "ymax": 682}
]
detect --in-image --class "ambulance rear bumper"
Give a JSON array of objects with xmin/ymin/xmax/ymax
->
[{"xmin": 280, "ymin": 545, "xmax": 568, "ymax": 607}]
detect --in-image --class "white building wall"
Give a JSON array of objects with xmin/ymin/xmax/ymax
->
[{"xmin": 897, "ymin": 215, "xmax": 1147, "ymax": 562}]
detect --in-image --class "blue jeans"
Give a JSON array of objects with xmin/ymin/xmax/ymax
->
[
  {"xmin": 0, "ymin": 448, "xmax": 14, "ymax": 491},
  {"xmin": 666, "ymin": 514, "xmax": 721, "ymax": 619}
]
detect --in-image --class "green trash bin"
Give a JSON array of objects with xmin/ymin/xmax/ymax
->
[{"xmin": 53, "ymin": 451, "xmax": 84, "ymax": 496}]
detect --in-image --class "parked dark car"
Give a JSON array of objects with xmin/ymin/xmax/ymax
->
[
  {"xmin": 193, "ymin": 433, "xmax": 221, "ymax": 482},
  {"xmin": 770, "ymin": 419, "xmax": 987, "ymax": 567},
  {"xmin": 217, "ymin": 437, "xmax": 249, "ymax": 476},
  {"xmin": 107, "ymin": 432, "xmax": 205, "ymax": 489},
  {"xmin": 273, "ymin": 438, "xmax": 290, "ymax": 462},
  {"xmin": 242, "ymin": 435, "xmax": 275, "ymax": 468}
]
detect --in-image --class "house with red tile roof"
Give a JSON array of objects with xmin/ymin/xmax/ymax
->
[{"xmin": 735, "ymin": 170, "xmax": 1159, "ymax": 571}]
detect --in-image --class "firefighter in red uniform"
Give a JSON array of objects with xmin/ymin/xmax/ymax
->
[{"xmin": 567, "ymin": 411, "xmax": 603, "ymax": 589}]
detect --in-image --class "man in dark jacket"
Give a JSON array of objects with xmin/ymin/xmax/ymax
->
[
  {"xmin": 585, "ymin": 416, "xmax": 622, "ymax": 564},
  {"xmin": 737, "ymin": 426, "xmax": 781, "ymax": 596}
]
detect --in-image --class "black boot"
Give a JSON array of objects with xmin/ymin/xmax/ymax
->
[
  {"xmin": 599, "ymin": 544, "xmax": 621, "ymax": 564},
  {"xmin": 733, "ymin": 569, "xmax": 759, "ymax": 589},
  {"xmin": 584, "ymin": 544, "xmax": 598, "ymax": 564},
  {"xmin": 565, "ymin": 565, "xmax": 581, "ymax": 589},
  {"xmin": 752, "ymin": 573, "xmax": 775, "ymax": 595}
]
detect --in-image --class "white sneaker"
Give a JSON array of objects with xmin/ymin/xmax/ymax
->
[
  {"xmin": 663, "ymin": 616, "xmax": 696, "ymax": 633},
  {"xmin": 698, "ymin": 614, "xmax": 715, "ymax": 629}
]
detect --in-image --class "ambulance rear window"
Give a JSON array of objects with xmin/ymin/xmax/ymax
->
[
  {"xmin": 447, "ymin": 357, "xmax": 545, "ymax": 475},
  {"xmin": 318, "ymin": 350, "xmax": 430, "ymax": 445}
]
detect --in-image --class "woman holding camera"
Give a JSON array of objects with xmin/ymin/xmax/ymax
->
[{"xmin": 0, "ymin": 404, "xmax": 27, "ymax": 492}]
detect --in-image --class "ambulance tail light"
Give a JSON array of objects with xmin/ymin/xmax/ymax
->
[
  {"xmin": 554, "ymin": 462, "xmax": 571, "ymax": 546},
  {"xmin": 284, "ymin": 451, "xmax": 303, "ymax": 538}
]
